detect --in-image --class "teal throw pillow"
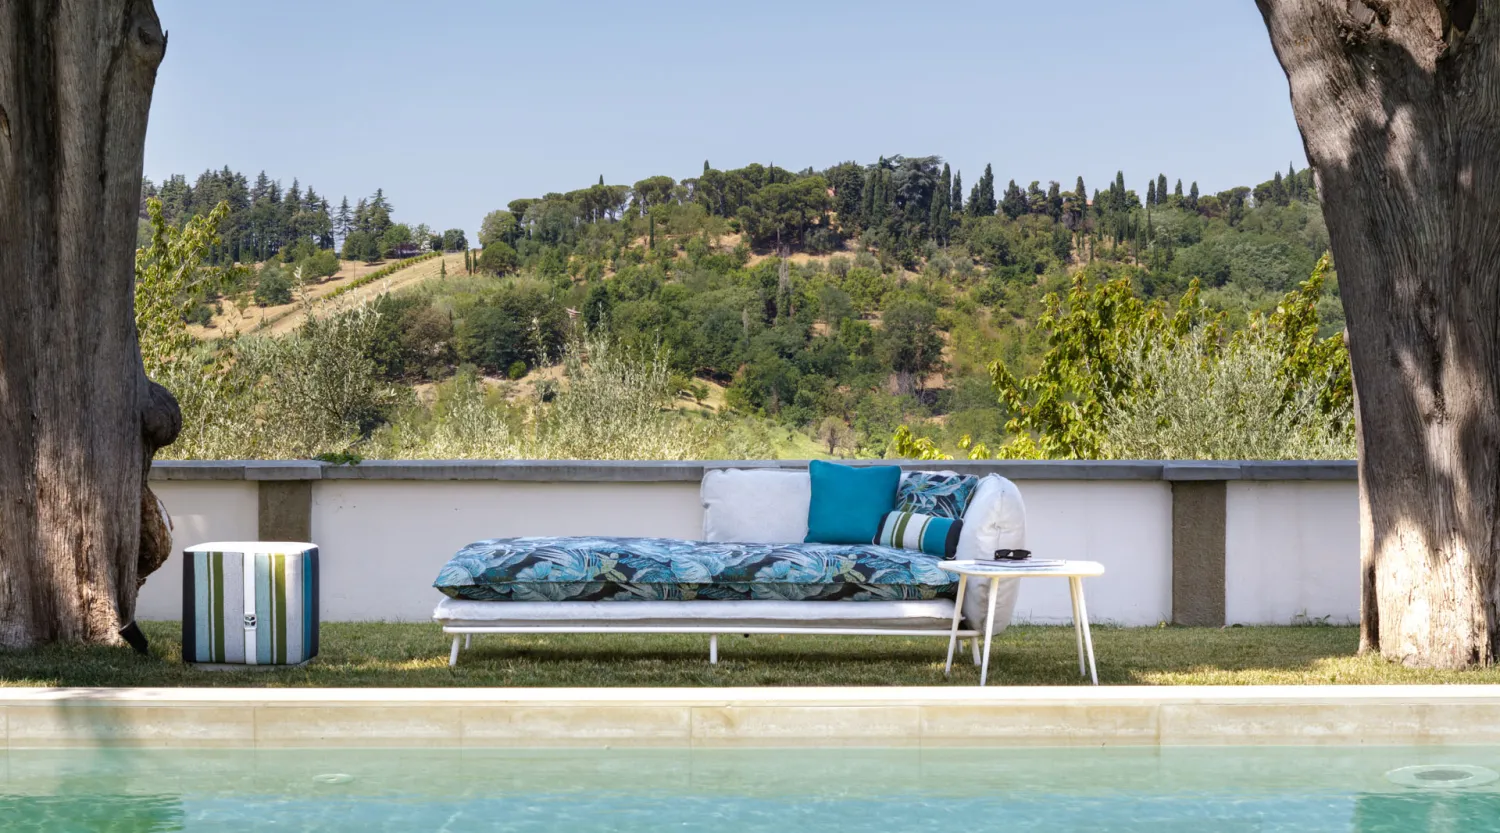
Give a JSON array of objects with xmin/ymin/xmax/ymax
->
[
  {"xmin": 804, "ymin": 460, "xmax": 902, "ymax": 545},
  {"xmin": 875, "ymin": 511, "xmax": 963, "ymax": 558}
]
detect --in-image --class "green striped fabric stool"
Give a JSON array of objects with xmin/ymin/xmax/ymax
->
[{"xmin": 182, "ymin": 542, "xmax": 320, "ymax": 666}]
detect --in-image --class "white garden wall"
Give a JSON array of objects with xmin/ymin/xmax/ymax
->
[{"xmin": 137, "ymin": 460, "xmax": 1360, "ymax": 627}]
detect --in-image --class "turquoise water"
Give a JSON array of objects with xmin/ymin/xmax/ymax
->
[{"xmin": 4, "ymin": 746, "xmax": 1500, "ymax": 831}]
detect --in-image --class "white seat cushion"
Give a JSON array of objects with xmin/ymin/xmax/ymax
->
[{"xmin": 434, "ymin": 597, "xmax": 957, "ymax": 630}]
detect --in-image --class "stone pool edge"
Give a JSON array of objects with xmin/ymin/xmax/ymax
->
[{"xmin": 1, "ymin": 685, "xmax": 1495, "ymax": 749}]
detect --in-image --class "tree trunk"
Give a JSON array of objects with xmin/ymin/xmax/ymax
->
[
  {"xmin": 1258, "ymin": 0, "xmax": 1500, "ymax": 668},
  {"xmin": 0, "ymin": 0, "xmax": 178, "ymax": 647}
]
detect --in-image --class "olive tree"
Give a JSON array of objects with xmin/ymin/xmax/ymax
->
[
  {"xmin": 1257, "ymin": 0, "xmax": 1500, "ymax": 667},
  {"xmin": 0, "ymin": 0, "xmax": 177, "ymax": 646}
]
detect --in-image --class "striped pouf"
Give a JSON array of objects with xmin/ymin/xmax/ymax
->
[{"xmin": 182, "ymin": 542, "xmax": 320, "ymax": 666}]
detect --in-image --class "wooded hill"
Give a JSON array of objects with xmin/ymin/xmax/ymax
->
[{"xmin": 148, "ymin": 155, "xmax": 1339, "ymax": 459}]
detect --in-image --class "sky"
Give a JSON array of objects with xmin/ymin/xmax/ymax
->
[{"xmin": 144, "ymin": 0, "xmax": 1305, "ymax": 239}]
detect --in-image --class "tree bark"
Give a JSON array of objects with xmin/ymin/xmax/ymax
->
[
  {"xmin": 1258, "ymin": 0, "xmax": 1500, "ymax": 668},
  {"xmin": 0, "ymin": 0, "xmax": 176, "ymax": 647}
]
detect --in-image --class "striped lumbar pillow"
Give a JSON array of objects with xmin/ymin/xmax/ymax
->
[{"xmin": 874, "ymin": 511, "xmax": 963, "ymax": 558}]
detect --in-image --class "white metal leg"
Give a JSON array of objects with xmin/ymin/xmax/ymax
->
[
  {"xmin": 709, "ymin": 634, "xmax": 718, "ymax": 664},
  {"xmin": 1069, "ymin": 577, "xmax": 1085, "ymax": 677},
  {"xmin": 1071, "ymin": 577, "xmax": 1099, "ymax": 685},
  {"xmin": 464, "ymin": 634, "xmax": 472, "ymax": 649},
  {"xmin": 449, "ymin": 635, "xmax": 461, "ymax": 667},
  {"xmin": 980, "ymin": 577, "xmax": 1000, "ymax": 686},
  {"xmin": 971, "ymin": 633, "xmax": 982, "ymax": 666},
  {"xmin": 944, "ymin": 574, "xmax": 969, "ymax": 677}
]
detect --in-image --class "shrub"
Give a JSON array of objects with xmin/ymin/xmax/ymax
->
[
  {"xmin": 507, "ymin": 360, "xmax": 527, "ymax": 380},
  {"xmin": 254, "ymin": 265, "xmax": 292, "ymax": 306}
]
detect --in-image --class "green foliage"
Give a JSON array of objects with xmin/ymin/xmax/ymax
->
[
  {"xmin": 454, "ymin": 282, "xmax": 567, "ymax": 375},
  {"xmin": 478, "ymin": 241, "xmax": 519, "ymax": 276},
  {"xmin": 135, "ymin": 198, "xmax": 230, "ymax": 376},
  {"xmin": 989, "ymin": 274, "xmax": 1210, "ymax": 459}
]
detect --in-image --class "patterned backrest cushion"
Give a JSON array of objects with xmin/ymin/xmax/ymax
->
[
  {"xmin": 875, "ymin": 511, "xmax": 963, "ymax": 558},
  {"xmin": 897, "ymin": 471, "xmax": 979, "ymax": 520}
]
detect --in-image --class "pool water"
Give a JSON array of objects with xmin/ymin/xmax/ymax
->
[{"xmin": 4, "ymin": 746, "xmax": 1500, "ymax": 832}]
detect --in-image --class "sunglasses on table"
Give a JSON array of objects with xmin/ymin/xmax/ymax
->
[{"xmin": 993, "ymin": 549, "xmax": 1032, "ymax": 561}]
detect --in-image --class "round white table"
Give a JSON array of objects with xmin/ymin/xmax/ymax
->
[{"xmin": 938, "ymin": 559, "xmax": 1105, "ymax": 686}]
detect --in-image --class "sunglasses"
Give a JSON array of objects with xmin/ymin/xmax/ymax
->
[{"xmin": 993, "ymin": 549, "xmax": 1032, "ymax": 561}]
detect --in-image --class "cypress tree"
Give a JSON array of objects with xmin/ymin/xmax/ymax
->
[
  {"xmin": 931, "ymin": 163, "xmax": 952, "ymax": 241},
  {"xmin": 599, "ymin": 174, "xmax": 605, "ymax": 186},
  {"xmin": 1147, "ymin": 179, "xmax": 1157, "ymax": 207},
  {"xmin": 979, "ymin": 164, "xmax": 997, "ymax": 215},
  {"xmin": 1174, "ymin": 179, "xmax": 1184, "ymax": 200},
  {"xmin": 1188, "ymin": 181, "xmax": 1200, "ymax": 210},
  {"xmin": 1156, "ymin": 174, "xmax": 1168, "ymax": 205},
  {"xmin": 968, "ymin": 181, "xmax": 982, "ymax": 216},
  {"xmin": 649, "ymin": 213, "xmax": 656, "ymax": 249},
  {"xmin": 951, "ymin": 171, "xmax": 963, "ymax": 214},
  {"xmin": 704, "ymin": 160, "xmax": 711, "ymax": 174}
]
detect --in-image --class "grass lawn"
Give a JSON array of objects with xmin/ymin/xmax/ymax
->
[{"xmin": 4, "ymin": 622, "xmax": 1500, "ymax": 688}]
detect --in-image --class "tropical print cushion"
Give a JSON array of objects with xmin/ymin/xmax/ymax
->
[
  {"xmin": 433, "ymin": 536, "xmax": 958, "ymax": 603},
  {"xmin": 897, "ymin": 471, "xmax": 979, "ymax": 520}
]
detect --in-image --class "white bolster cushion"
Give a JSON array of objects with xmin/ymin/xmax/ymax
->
[{"xmin": 955, "ymin": 474, "xmax": 1027, "ymax": 634}]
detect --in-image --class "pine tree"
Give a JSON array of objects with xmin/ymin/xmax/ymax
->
[
  {"xmin": 951, "ymin": 170, "xmax": 963, "ymax": 214},
  {"xmin": 334, "ymin": 196, "xmax": 352, "ymax": 246},
  {"xmin": 1156, "ymin": 174, "xmax": 1168, "ymax": 205},
  {"xmin": 1188, "ymin": 181, "xmax": 1200, "ymax": 210}
]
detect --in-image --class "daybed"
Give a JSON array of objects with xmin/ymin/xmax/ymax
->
[{"xmin": 432, "ymin": 468, "xmax": 1026, "ymax": 666}]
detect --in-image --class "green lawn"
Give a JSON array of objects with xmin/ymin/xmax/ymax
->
[{"xmin": 3, "ymin": 622, "xmax": 1499, "ymax": 688}]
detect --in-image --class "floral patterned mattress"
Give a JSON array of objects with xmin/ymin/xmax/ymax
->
[{"xmin": 432, "ymin": 536, "xmax": 959, "ymax": 603}]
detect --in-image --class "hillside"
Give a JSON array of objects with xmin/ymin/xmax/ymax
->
[{"xmin": 189, "ymin": 252, "xmax": 466, "ymax": 339}]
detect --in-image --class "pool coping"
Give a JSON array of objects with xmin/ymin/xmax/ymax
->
[{"xmin": 2, "ymin": 685, "xmax": 1496, "ymax": 749}]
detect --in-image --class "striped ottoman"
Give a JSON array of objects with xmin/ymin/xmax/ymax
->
[{"xmin": 182, "ymin": 542, "xmax": 320, "ymax": 666}]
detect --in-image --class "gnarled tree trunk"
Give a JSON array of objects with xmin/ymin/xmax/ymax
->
[
  {"xmin": 0, "ymin": 0, "xmax": 178, "ymax": 647},
  {"xmin": 1258, "ymin": 0, "xmax": 1500, "ymax": 668}
]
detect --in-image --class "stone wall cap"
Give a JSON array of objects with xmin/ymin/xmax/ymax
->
[{"xmin": 150, "ymin": 458, "xmax": 1357, "ymax": 483}]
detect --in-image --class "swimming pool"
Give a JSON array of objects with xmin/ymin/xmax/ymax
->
[{"xmin": 4, "ymin": 746, "xmax": 1499, "ymax": 831}]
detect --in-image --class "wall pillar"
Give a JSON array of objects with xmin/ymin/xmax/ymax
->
[
  {"xmin": 258, "ymin": 481, "xmax": 313, "ymax": 542},
  {"xmin": 1170, "ymin": 480, "xmax": 1226, "ymax": 626}
]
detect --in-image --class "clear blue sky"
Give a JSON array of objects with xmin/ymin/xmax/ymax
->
[{"xmin": 144, "ymin": 0, "xmax": 1304, "ymax": 239}]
